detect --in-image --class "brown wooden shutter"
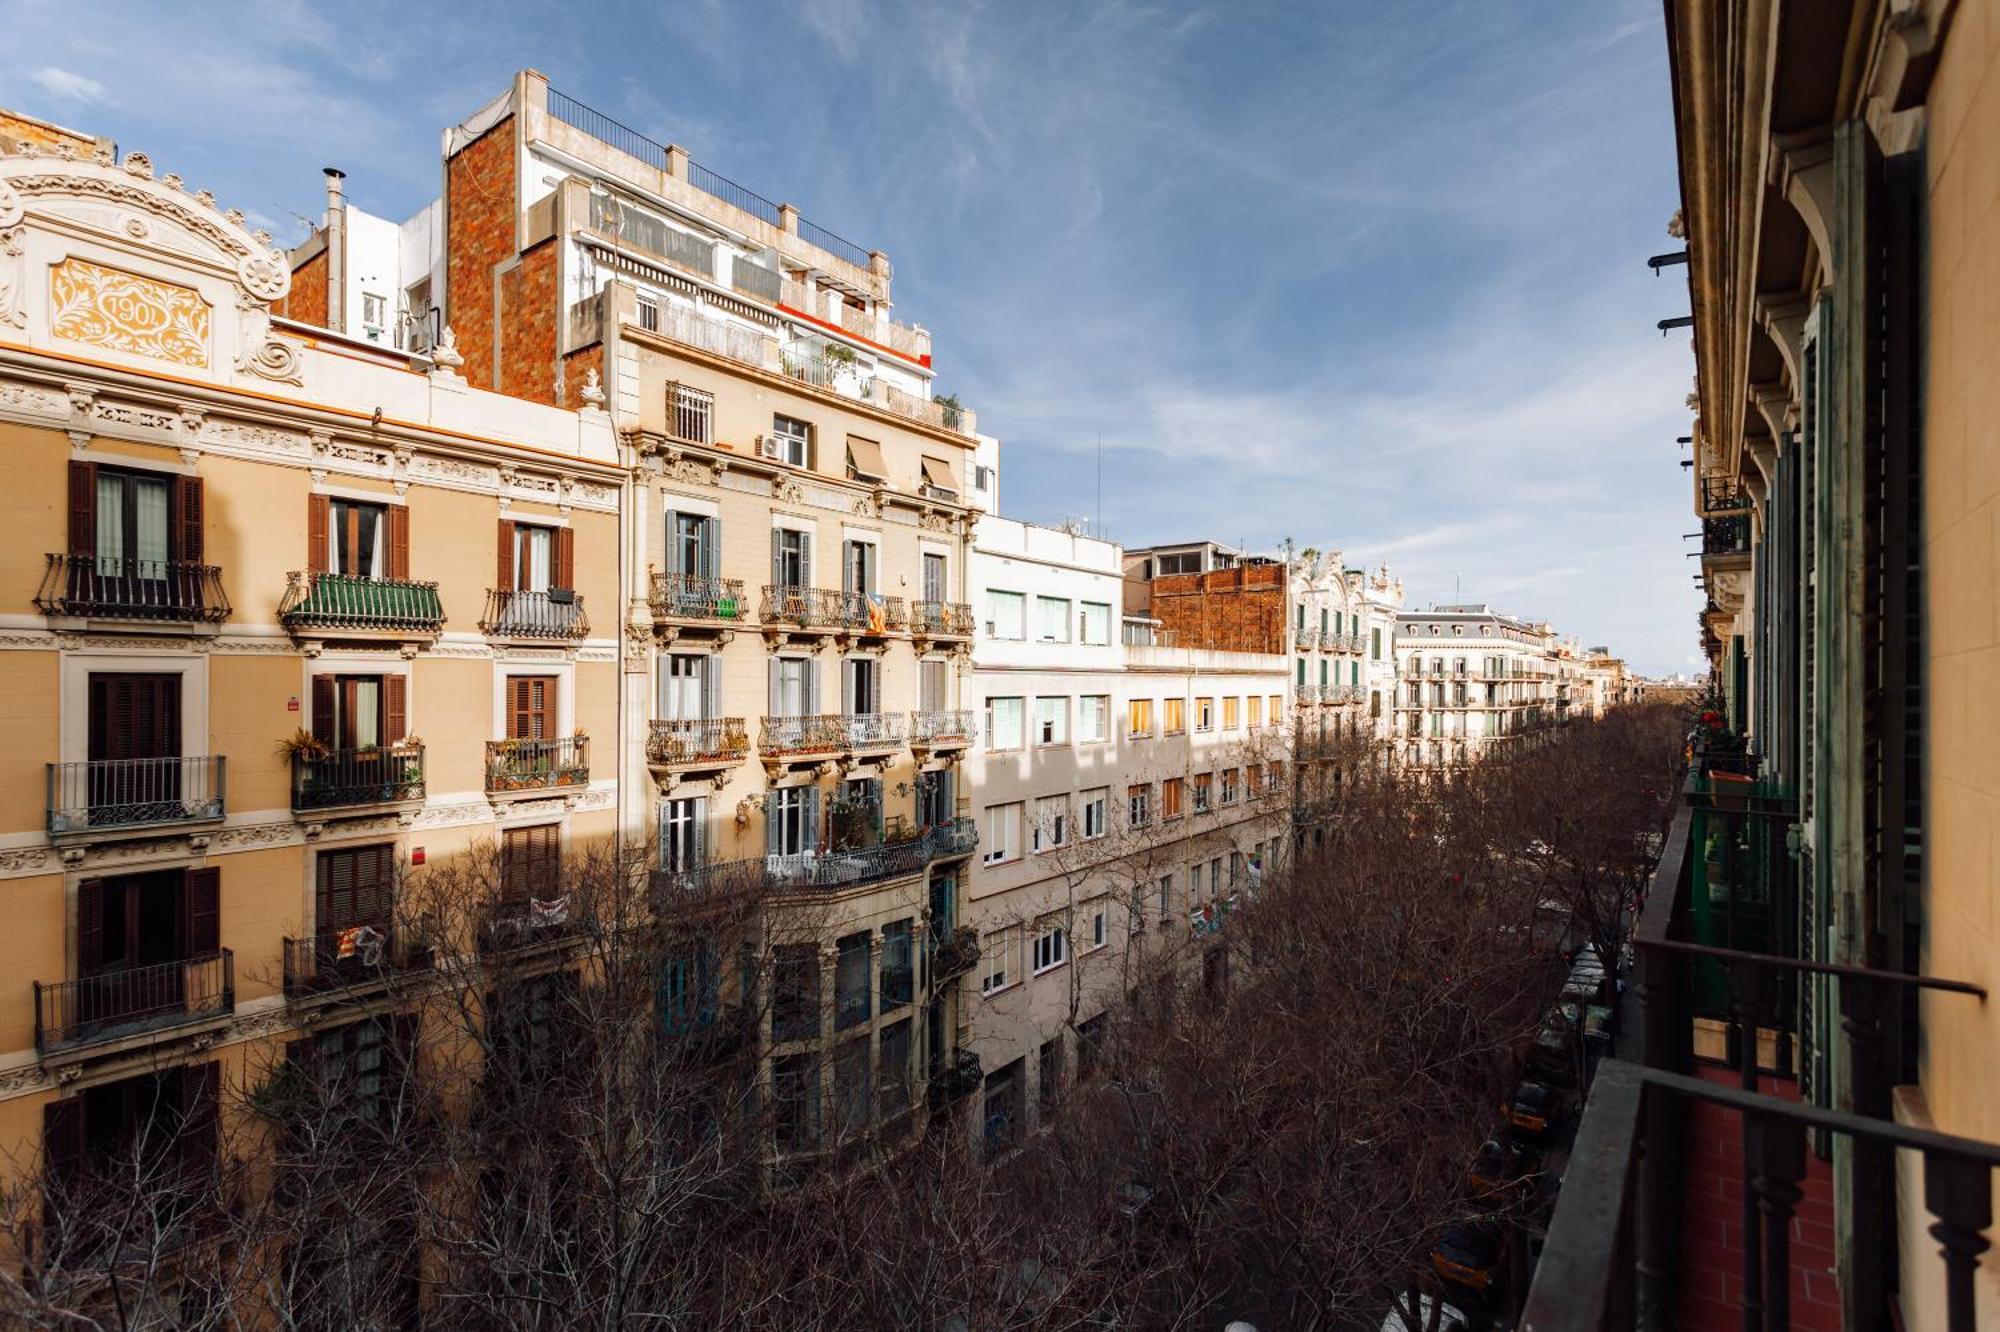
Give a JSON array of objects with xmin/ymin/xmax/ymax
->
[
  {"xmin": 358, "ymin": 844, "xmax": 393, "ymax": 926},
  {"xmin": 317, "ymin": 848, "xmax": 354, "ymax": 933},
  {"xmin": 311, "ymin": 675, "xmax": 336, "ymax": 747},
  {"xmin": 67, "ymin": 461, "xmax": 96, "ymax": 557},
  {"xmin": 385, "ymin": 505, "xmax": 410, "ymax": 580},
  {"xmin": 179, "ymin": 1062, "xmax": 220, "ymax": 1178},
  {"xmin": 553, "ymin": 526, "xmax": 575, "ymax": 590},
  {"xmin": 510, "ymin": 676, "xmax": 554, "ymax": 739},
  {"xmin": 184, "ymin": 866, "xmax": 221, "ymax": 955},
  {"xmin": 76, "ymin": 879, "xmax": 104, "ymax": 974},
  {"xmin": 384, "ymin": 674, "xmax": 407, "ymax": 743},
  {"xmin": 173, "ymin": 475, "xmax": 204, "ymax": 564},
  {"xmin": 42, "ymin": 1098, "xmax": 84, "ymax": 1185},
  {"xmin": 509, "ymin": 678, "xmax": 531, "ymax": 739},
  {"xmin": 307, "ymin": 494, "xmax": 330, "ymax": 574},
  {"xmin": 496, "ymin": 519, "xmax": 515, "ymax": 589}
]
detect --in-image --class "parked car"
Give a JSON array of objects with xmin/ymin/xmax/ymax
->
[
  {"xmin": 1431, "ymin": 1219, "xmax": 1510, "ymax": 1291},
  {"xmin": 1505, "ymin": 1081, "xmax": 1562, "ymax": 1141},
  {"xmin": 1467, "ymin": 1136, "xmax": 1541, "ymax": 1202},
  {"xmin": 1524, "ymin": 1024, "xmax": 1580, "ymax": 1088}
]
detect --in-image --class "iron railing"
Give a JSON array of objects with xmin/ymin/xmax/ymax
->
[
  {"xmin": 660, "ymin": 818, "xmax": 979, "ymax": 903},
  {"xmin": 646, "ymin": 717, "xmax": 749, "ymax": 767},
  {"xmin": 47, "ymin": 756, "xmax": 225, "ymax": 835},
  {"xmin": 664, "ymin": 381, "xmax": 714, "ymax": 444},
  {"xmin": 1700, "ymin": 475, "xmax": 1752, "ymax": 513},
  {"xmin": 292, "ymin": 742, "xmax": 425, "ymax": 811},
  {"xmin": 912, "ymin": 600, "xmax": 975, "ymax": 637},
  {"xmin": 485, "ymin": 736, "xmax": 590, "ymax": 794},
  {"xmin": 835, "ymin": 591, "xmax": 906, "ymax": 634},
  {"xmin": 36, "ymin": 554, "xmax": 230, "ymax": 623},
  {"xmin": 797, "ymin": 216, "xmax": 871, "ymax": 270},
  {"xmin": 279, "ymin": 572, "xmax": 445, "ymax": 635},
  {"xmin": 1702, "ymin": 513, "xmax": 1752, "ymax": 557},
  {"xmin": 929, "ymin": 815, "xmax": 978, "ymax": 858},
  {"xmin": 35, "ymin": 951, "xmax": 234, "ymax": 1055},
  {"xmin": 839, "ymin": 713, "xmax": 905, "ymax": 749},
  {"xmin": 759, "ymin": 714, "xmax": 846, "ymax": 755},
  {"xmin": 909, "ymin": 710, "xmax": 976, "ymax": 745},
  {"xmin": 760, "ymin": 584, "xmax": 846, "ymax": 630},
  {"xmin": 650, "ymin": 572, "xmax": 746, "ymax": 624},
  {"xmin": 282, "ymin": 926, "xmax": 428, "ymax": 999},
  {"xmin": 687, "ymin": 160, "xmax": 783, "ymax": 229},
  {"xmin": 479, "ymin": 588, "xmax": 589, "ymax": 639},
  {"xmin": 476, "ymin": 896, "xmax": 580, "ymax": 954},
  {"xmin": 932, "ymin": 925, "xmax": 981, "ymax": 981}
]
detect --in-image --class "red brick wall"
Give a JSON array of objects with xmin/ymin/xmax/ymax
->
[
  {"xmin": 497, "ymin": 239, "xmax": 559, "ymax": 404},
  {"xmin": 561, "ymin": 344, "xmax": 604, "ymax": 409},
  {"xmin": 446, "ymin": 115, "xmax": 516, "ymax": 392},
  {"xmin": 277, "ymin": 250, "xmax": 328, "ymax": 328},
  {"xmin": 1149, "ymin": 564, "xmax": 1285, "ymax": 653}
]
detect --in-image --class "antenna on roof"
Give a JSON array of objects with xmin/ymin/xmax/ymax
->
[{"xmin": 1095, "ymin": 432, "xmax": 1102, "ymax": 536}]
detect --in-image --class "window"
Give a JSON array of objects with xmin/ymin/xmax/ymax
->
[
  {"xmin": 506, "ymin": 674, "xmax": 557, "ymax": 740},
  {"xmin": 1158, "ymin": 873, "xmax": 1173, "ymax": 918},
  {"xmin": 919, "ymin": 658, "xmax": 949, "ymax": 713},
  {"xmin": 1247, "ymin": 762, "xmax": 1265, "ymax": 795},
  {"xmin": 1192, "ymin": 772, "xmax": 1212, "ymax": 813},
  {"xmin": 658, "ymin": 796, "xmax": 706, "ymax": 874},
  {"xmin": 1221, "ymin": 768, "xmax": 1240, "ymax": 804},
  {"xmin": 985, "ymin": 696, "xmax": 1024, "ymax": 750},
  {"xmin": 1127, "ymin": 783, "xmax": 1152, "ymax": 828},
  {"xmin": 1188, "ymin": 862, "xmax": 1204, "ymax": 903},
  {"xmin": 1128, "ymin": 698, "xmax": 1154, "ymax": 737},
  {"xmin": 980, "ymin": 926, "xmax": 1016, "ymax": 994},
  {"xmin": 1161, "ymin": 776, "xmax": 1185, "ymax": 820},
  {"xmin": 1231, "ymin": 851, "xmax": 1245, "ymax": 888},
  {"xmin": 1032, "ymin": 795, "xmax": 1068, "ymax": 852},
  {"xmin": 1038, "ymin": 1037, "xmax": 1065, "ymax": 1118},
  {"xmin": 833, "ymin": 1036, "xmax": 870, "ymax": 1138},
  {"xmin": 666, "ymin": 511, "xmax": 718, "ymax": 580},
  {"xmin": 770, "ymin": 527, "xmax": 811, "ymax": 589},
  {"xmin": 983, "ymin": 802, "xmax": 1021, "ymax": 864},
  {"xmin": 841, "ymin": 537, "xmax": 877, "ymax": 597},
  {"xmin": 362, "ymin": 292, "xmax": 386, "ymax": 329},
  {"xmin": 1036, "ymin": 596, "xmax": 1072, "ymax": 643},
  {"xmin": 773, "ymin": 1052, "xmax": 820, "ymax": 1152},
  {"xmin": 316, "ymin": 844, "xmax": 393, "ymax": 947},
  {"xmin": 1222, "ymin": 696, "xmax": 1240, "ymax": 729},
  {"xmin": 879, "ymin": 1017, "xmax": 912, "ymax": 1117},
  {"xmin": 1085, "ymin": 901, "xmax": 1108, "ymax": 951},
  {"xmin": 881, "ymin": 920, "xmax": 913, "ymax": 1012},
  {"xmin": 1031, "ymin": 922, "xmax": 1068, "ymax": 974},
  {"xmin": 767, "ymin": 785, "xmax": 817, "ymax": 858},
  {"xmin": 1319, "ymin": 659, "xmax": 1329, "ymax": 687},
  {"xmin": 1210, "ymin": 857, "xmax": 1223, "ymax": 896},
  {"xmin": 1296, "ymin": 658, "xmax": 1307, "ymax": 687},
  {"xmin": 1269, "ymin": 694, "xmax": 1283, "ymax": 719},
  {"xmin": 983, "ymin": 1058, "xmax": 1023, "ymax": 1156},
  {"xmin": 1034, "ymin": 696, "xmax": 1068, "ymax": 746},
  {"xmin": 834, "ymin": 932, "xmax": 871, "ymax": 1031},
  {"xmin": 1078, "ymin": 694, "xmax": 1109, "ymax": 742},
  {"xmin": 637, "ymin": 295, "xmax": 659, "ymax": 331},
  {"xmin": 1164, "ymin": 698, "xmax": 1186, "ymax": 734},
  {"xmin": 986, "ymin": 590, "xmax": 1025, "ymax": 639},
  {"xmin": 79, "ymin": 464, "xmax": 189, "ymax": 578},
  {"xmin": 770, "ymin": 414, "xmax": 812, "ymax": 467},
  {"xmin": 923, "ymin": 552, "xmax": 948, "ymax": 604},
  {"xmin": 1195, "ymin": 697, "xmax": 1214, "ymax": 731},
  {"xmin": 772, "ymin": 944, "xmax": 820, "ymax": 1040},
  {"xmin": 328, "ymin": 497, "xmax": 389, "ymax": 578},
  {"xmin": 844, "ymin": 435, "xmax": 887, "ymax": 483},
  {"xmin": 1248, "ymin": 695, "xmax": 1263, "ymax": 727},
  {"xmin": 1080, "ymin": 601, "xmax": 1112, "ymax": 645},
  {"xmin": 1371, "ymin": 627, "xmax": 1382, "ymax": 659},
  {"xmin": 1081, "ymin": 788, "xmax": 1108, "ymax": 839},
  {"xmin": 1078, "ymin": 1014, "xmax": 1107, "ymax": 1076}
]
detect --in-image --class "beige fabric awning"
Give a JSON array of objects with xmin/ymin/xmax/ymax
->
[
  {"xmin": 847, "ymin": 436, "xmax": 888, "ymax": 482},
  {"xmin": 921, "ymin": 455, "xmax": 959, "ymax": 493}
]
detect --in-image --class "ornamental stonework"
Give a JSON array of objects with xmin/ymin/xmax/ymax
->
[{"xmin": 49, "ymin": 255, "xmax": 210, "ymax": 367}]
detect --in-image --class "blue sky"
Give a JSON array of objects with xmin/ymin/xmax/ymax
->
[{"xmin": 2, "ymin": 0, "xmax": 1701, "ymax": 673}]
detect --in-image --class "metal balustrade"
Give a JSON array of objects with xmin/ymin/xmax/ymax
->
[
  {"xmin": 909, "ymin": 710, "xmax": 976, "ymax": 745},
  {"xmin": 912, "ymin": 600, "xmax": 975, "ymax": 637},
  {"xmin": 834, "ymin": 590, "xmax": 907, "ymax": 634},
  {"xmin": 279, "ymin": 572, "xmax": 445, "ymax": 635},
  {"xmin": 661, "ymin": 819, "xmax": 978, "ymax": 901},
  {"xmin": 759, "ymin": 714, "xmax": 847, "ymax": 755},
  {"xmin": 47, "ymin": 756, "xmax": 225, "ymax": 835},
  {"xmin": 282, "ymin": 926, "xmax": 428, "ymax": 998},
  {"xmin": 291, "ymin": 742, "xmax": 425, "ymax": 811},
  {"xmin": 485, "ymin": 736, "xmax": 590, "ymax": 793},
  {"xmin": 479, "ymin": 587, "xmax": 589, "ymax": 639},
  {"xmin": 36, "ymin": 554, "xmax": 230, "ymax": 623},
  {"xmin": 646, "ymin": 717, "xmax": 749, "ymax": 767},
  {"xmin": 760, "ymin": 584, "xmax": 846, "ymax": 631},
  {"xmin": 650, "ymin": 572, "xmax": 747, "ymax": 624},
  {"xmin": 35, "ymin": 951, "xmax": 234, "ymax": 1055}
]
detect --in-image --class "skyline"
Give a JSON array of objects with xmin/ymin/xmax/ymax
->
[{"xmin": 1, "ymin": 0, "xmax": 1699, "ymax": 672}]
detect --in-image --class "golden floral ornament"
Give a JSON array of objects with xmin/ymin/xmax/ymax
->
[{"xmin": 49, "ymin": 256, "xmax": 211, "ymax": 367}]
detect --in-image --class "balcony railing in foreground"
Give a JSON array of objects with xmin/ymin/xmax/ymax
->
[
  {"xmin": 35, "ymin": 951, "xmax": 234, "ymax": 1056},
  {"xmin": 292, "ymin": 742, "xmax": 425, "ymax": 811},
  {"xmin": 282, "ymin": 926, "xmax": 430, "ymax": 999},
  {"xmin": 485, "ymin": 735, "xmax": 589, "ymax": 794},
  {"xmin": 47, "ymin": 756, "xmax": 226, "ymax": 835},
  {"xmin": 36, "ymin": 554, "xmax": 230, "ymax": 623},
  {"xmin": 479, "ymin": 588, "xmax": 589, "ymax": 639},
  {"xmin": 657, "ymin": 819, "xmax": 977, "ymax": 900},
  {"xmin": 279, "ymin": 572, "xmax": 445, "ymax": 636},
  {"xmin": 649, "ymin": 572, "xmax": 748, "ymax": 626}
]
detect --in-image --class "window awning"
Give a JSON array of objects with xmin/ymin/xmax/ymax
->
[
  {"xmin": 847, "ymin": 436, "xmax": 888, "ymax": 482},
  {"xmin": 921, "ymin": 455, "xmax": 959, "ymax": 493}
]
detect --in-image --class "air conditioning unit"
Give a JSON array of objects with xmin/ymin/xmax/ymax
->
[{"xmin": 758, "ymin": 434, "xmax": 784, "ymax": 460}]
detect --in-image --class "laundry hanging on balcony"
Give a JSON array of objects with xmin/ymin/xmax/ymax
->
[
  {"xmin": 336, "ymin": 924, "xmax": 386, "ymax": 966},
  {"xmin": 530, "ymin": 895, "xmax": 569, "ymax": 927}
]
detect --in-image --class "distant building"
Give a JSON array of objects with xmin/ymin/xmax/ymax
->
[{"xmin": 1392, "ymin": 604, "xmax": 1559, "ymax": 772}]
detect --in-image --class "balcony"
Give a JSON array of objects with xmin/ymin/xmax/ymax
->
[
  {"xmin": 485, "ymin": 735, "xmax": 590, "ymax": 797},
  {"xmin": 649, "ymin": 572, "xmax": 748, "ymax": 641},
  {"xmin": 911, "ymin": 600, "xmax": 974, "ymax": 649},
  {"xmin": 928, "ymin": 1048, "xmax": 983, "ymax": 1111},
  {"xmin": 36, "ymin": 554, "xmax": 230, "ymax": 628},
  {"xmin": 928, "ymin": 814, "xmax": 978, "ymax": 861},
  {"xmin": 668, "ymin": 820, "xmax": 974, "ymax": 904},
  {"xmin": 282, "ymin": 926, "xmax": 430, "ymax": 1003},
  {"xmin": 1700, "ymin": 513, "xmax": 1752, "ymax": 575},
  {"xmin": 34, "ymin": 951, "xmax": 234, "ymax": 1057},
  {"xmin": 646, "ymin": 717, "xmax": 749, "ymax": 778},
  {"xmin": 759, "ymin": 584, "xmax": 845, "ymax": 642},
  {"xmin": 1522, "ymin": 780, "xmax": 1998, "ymax": 1332},
  {"xmin": 476, "ymin": 896, "xmax": 581, "ymax": 956},
  {"xmin": 279, "ymin": 571, "xmax": 445, "ymax": 647},
  {"xmin": 291, "ymin": 742, "xmax": 425, "ymax": 813},
  {"xmin": 932, "ymin": 925, "xmax": 981, "ymax": 983},
  {"xmin": 909, "ymin": 709, "xmax": 976, "ymax": 758},
  {"xmin": 478, "ymin": 588, "xmax": 590, "ymax": 641},
  {"xmin": 759, "ymin": 714, "xmax": 904, "ymax": 774},
  {"xmin": 46, "ymin": 756, "xmax": 226, "ymax": 840},
  {"xmin": 834, "ymin": 591, "xmax": 907, "ymax": 643}
]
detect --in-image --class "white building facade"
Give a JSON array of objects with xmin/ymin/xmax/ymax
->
[{"xmin": 1392, "ymin": 604, "xmax": 1559, "ymax": 772}]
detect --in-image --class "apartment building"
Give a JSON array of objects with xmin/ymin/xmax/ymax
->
[
  {"xmin": 962, "ymin": 515, "xmax": 1288, "ymax": 1150},
  {"xmin": 1357, "ymin": 563, "xmax": 1406, "ymax": 738},
  {"xmin": 1391, "ymin": 605, "xmax": 1559, "ymax": 772},
  {"xmin": 1574, "ymin": 647, "xmax": 1629, "ymax": 718},
  {"xmin": 0, "ymin": 115, "xmax": 622, "ymax": 1200}
]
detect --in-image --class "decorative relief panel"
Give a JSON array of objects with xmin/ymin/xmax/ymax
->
[{"xmin": 49, "ymin": 256, "xmax": 210, "ymax": 367}]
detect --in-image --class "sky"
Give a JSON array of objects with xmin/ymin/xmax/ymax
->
[{"xmin": 1, "ymin": 0, "xmax": 1703, "ymax": 674}]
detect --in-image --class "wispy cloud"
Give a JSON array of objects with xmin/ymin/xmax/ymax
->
[{"xmin": 30, "ymin": 66, "xmax": 110, "ymax": 106}]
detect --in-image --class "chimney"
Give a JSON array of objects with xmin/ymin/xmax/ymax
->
[{"xmin": 323, "ymin": 167, "xmax": 347, "ymax": 332}]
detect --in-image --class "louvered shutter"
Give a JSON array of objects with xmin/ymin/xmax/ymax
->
[
  {"xmin": 385, "ymin": 505, "xmax": 410, "ymax": 580},
  {"xmin": 496, "ymin": 520, "xmax": 515, "ymax": 589},
  {"xmin": 842, "ymin": 658, "xmax": 857, "ymax": 714},
  {"xmin": 509, "ymin": 678, "xmax": 532, "ymax": 739},
  {"xmin": 67, "ymin": 461, "xmax": 96, "ymax": 557},
  {"xmin": 311, "ymin": 675, "xmax": 336, "ymax": 747},
  {"xmin": 799, "ymin": 532, "xmax": 812, "ymax": 586},
  {"xmin": 768, "ymin": 658, "xmax": 782, "ymax": 717},
  {"xmin": 172, "ymin": 476, "xmax": 204, "ymax": 564},
  {"xmin": 703, "ymin": 655, "xmax": 721, "ymax": 721},
  {"xmin": 358, "ymin": 845, "xmax": 393, "ymax": 926},
  {"xmin": 185, "ymin": 866, "xmax": 221, "ymax": 955},
  {"xmin": 318, "ymin": 848, "xmax": 354, "ymax": 933},
  {"xmin": 698, "ymin": 516, "xmax": 717, "ymax": 580},
  {"xmin": 384, "ymin": 675, "xmax": 407, "ymax": 743},
  {"xmin": 43, "ymin": 1098, "xmax": 83, "ymax": 1186},
  {"xmin": 805, "ymin": 786, "xmax": 821, "ymax": 853},
  {"xmin": 307, "ymin": 494, "xmax": 330, "ymax": 574},
  {"xmin": 179, "ymin": 1062, "xmax": 220, "ymax": 1178},
  {"xmin": 690, "ymin": 797, "xmax": 707, "ymax": 869},
  {"xmin": 842, "ymin": 540, "xmax": 857, "ymax": 595},
  {"xmin": 76, "ymin": 879, "xmax": 104, "ymax": 974},
  {"xmin": 553, "ymin": 527, "xmax": 574, "ymax": 590},
  {"xmin": 770, "ymin": 529, "xmax": 783, "ymax": 588},
  {"xmin": 664, "ymin": 511, "xmax": 682, "ymax": 576}
]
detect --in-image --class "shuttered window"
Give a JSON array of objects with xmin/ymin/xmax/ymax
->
[
  {"xmin": 87, "ymin": 673, "xmax": 180, "ymax": 763},
  {"xmin": 507, "ymin": 676, "xmax": 558, "ymax": 740},
  {"xmin": 317, "ymin": 844, "xmax": 395, "ymax": 935},
  {"xmin": 502, "ymin": 824, "xmax": 562, "ymax": 903}
]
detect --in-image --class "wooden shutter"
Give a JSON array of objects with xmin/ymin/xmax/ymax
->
[
  {"xmin": 799, "ymin": 532, "xmax": 812, "ymax": 586},
  {"xmin": 841, "ymin": 540, "xmax": 857, "ymax": 595},
  {"xmin": 768, "ymin": 658, "xmax": 782, "ymax": 717},
  {"xmin": 76, "ymin": 879, "xmax": 104, "ymax": 975},
  {"xmin": 765, "ymin": 790, "xmax": 783, "ymax": 856},
  {"xmin": 770, "ymin": 528, "xmax": 783, "ymax": 588},
  {"xmin": 702, "ymin": 656, "xmax": 721, "ymax": 722},
  {"xmin": 510, "ymin": 676, "xmax": 554, "ymax": 739},
  {"xmin": 318, "ymin": 848, "xmax": 355, "ymax": 932},
  {"xmin": 385, "ymin": 504, "xmax": 410, "ymax": 580},
  {"xmin": 698, "ymin": 516, "xmax": 717, "ymax": 580},
  {"xmin": 663, "ymin": 511, "xmax": 681, "ymax": 576},
  {"xmin": 307, "ymin": 494, "xmax": 330, "ymax": 574},
  {"xmin": 42, "ymin": 1098, "xmax": 84, "ymax": 1185},
  {"xmin": 553, "ymin": 527, "xmax": 574, "ymax": 590},
  {"xmin": 179, "ymin": 1062, "xmax": 220, "ymax": 1178},
  {"xmin": 496, "ymin": 519, "xmax": 515, "ymax": 589},
  {"xmin": 67, "ymin": 460, "xmax": 96, "ymax": 557},
  {"xmin": 172, "ymin": 475, "xmax": 204, "ymax": 564},
  {"xmin": 311, "ymin": 675, "xmax": 336, "ymax": 747},
  {"xmin": 185, "ymin": 866, "xmax": 220, "ymax": 955},
  {"xmin": 384, "ymin": 674, "xmax": 407, "ymax": 743}
]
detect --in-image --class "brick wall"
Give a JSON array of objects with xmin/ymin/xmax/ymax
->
[
  {"xmin": 0, "ymin": 109, "xmax": 106, "ymax": 159},
  {"xmin": 445, "ymin": 116, "xmax": 517, "ymax": 393},
  {"xmin": 277, "ymin": 249, "xmax": 328, "ymax": 328},
  {"xmin": 1149, "ymin": 564, "xmax": 1285, "ymax": 653},
  {"xmin": 561, "ymin": 344, "xmax": 604, "ymax": 410},
  {"xmin": 497, "ymin": 239, "xmax": 558, "ymax": 404}
]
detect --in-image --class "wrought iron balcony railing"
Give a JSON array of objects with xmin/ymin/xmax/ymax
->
[
  {"xmin": 479, "ymin": 588, "xmax": 589, "ymax": 639},
  {"xmin": 759, "ymin": 714, "xmax": 846, "ymax": 755},
  {"xmin": 759, "ymin": 584, "xmax": 845, "ymax": 631},
  {"xmin": 35, "ymin": 950, "xmax": 234, "ymax": 1055},
  {"xmin": 646, "ymin": 717, "xmax": 749, "ymax": 767},
  {"xmin": 279, "ymin": 571, "xmax": 445, "ymax": 635},
  {"xmin": 485, "ymin": 735, "xmax": 589, "ymax": 794},
  {"xmin": 649, "ymin": 572, "xmax": 748, "ymax": 625},
  {"xmin": 838, "ymin": 712, "xmax": 905, "ymax": 749},
  {"xmin": 47, "ymin": 756, "xmax": 225, "ymax": 835},
  {"xmin": 912, "ymin": 600, "xmax": 975, "ymax": 637},
  {"xmin": 834, "ymin": 591, "xmax": 906, "ymax": 634},
  {"xmin": 932, "ymin": 925, "xmax": 981, "ymax": 982},
  {"xmin": 659, "ymin": 820, "xmax": 978, "ymax": 901},
  {"xmin": 282, "ymin": 926, "xmax": 429, "ymax": 999},
  {"xmin": 476, "ymin": 895, "xmax": 581, "ymax": 954},
  {"xmin": 1701, "ymin": 513, "xmax": 1752, "ymax": 557},
  {"xmin": 909, "ymin": 709, "xmax": 976, "ymax": 746},
  {"xmin": 291, "ymin": 742, "xmax": 425, "ymax": 811},
  {"xmin": 36, "ymin": 554, "xmax": 230, "ymax": 623},
  {"xmin": 929, "ymin": 815, "xmax": 978, "ymax": 859}
]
